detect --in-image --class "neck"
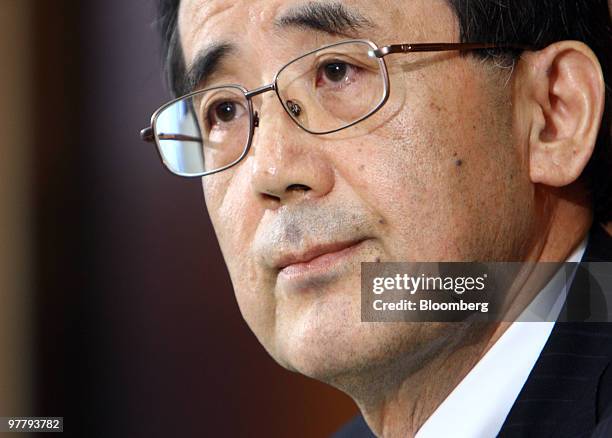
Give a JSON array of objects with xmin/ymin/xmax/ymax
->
[
  {"xmin": 352, "ymin": 322, "xmax": 500, "ymax": 437},
  {"xmin": 343, "ymin": 186, "xmax": 592, "ymax": 438}
]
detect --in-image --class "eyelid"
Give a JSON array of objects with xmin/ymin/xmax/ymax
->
[
  {"xmin": 196, "ymin": 90, "xmax": 245, "ymax": 114},
  {"xmin": 312, "ymin": 52, "xmax": 378, "ymax": 73},
  {"xmin": 313, "ymin": 51, "xmax": 359, "ymax": 63}
]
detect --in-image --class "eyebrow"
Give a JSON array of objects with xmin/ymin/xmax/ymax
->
[
  {"xmin": 274, "ymin": 2, "xmax": 375, "ymax": 37},
  {"xmin": 182, "ymin": 42, "xmax": 234, "ymax": 95}
]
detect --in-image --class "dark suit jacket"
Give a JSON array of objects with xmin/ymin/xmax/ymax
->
[{"xmin": 334, "ymin": 224, "xmax": 612, "ymax": 438}]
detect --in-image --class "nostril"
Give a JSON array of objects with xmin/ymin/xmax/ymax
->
[
  {"xmin": 286, "ymin": 183, "xmax": 311, "ymax": 192},
  {"xmin": 261, "ymin": 192, "xmax": 281, "ymax": 203}
]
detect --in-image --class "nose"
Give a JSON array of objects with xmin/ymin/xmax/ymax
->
[{"xmin": 249, "ymin": 99, "xmax": 334, "ymax": 207}]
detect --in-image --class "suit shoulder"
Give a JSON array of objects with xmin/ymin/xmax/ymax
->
[{"xmin": 332, "ymin": 415, "xmax": 376, "ymax": 438}]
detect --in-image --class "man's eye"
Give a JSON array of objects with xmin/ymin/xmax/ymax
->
[
  {"xmin": 323, "ymin": 62, "xmax": 349, "ymax": 82},
  {"xmin": 316, "ymin": 60, "xmax": 359, "ymax": 87},
  {"xmin": 208, "ymin": 101, "xmax": 245, "ymax": 126}
]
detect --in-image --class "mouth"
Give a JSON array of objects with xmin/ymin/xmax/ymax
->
[{"xmin": 276, "ymin": 239, "xmax": 368, "ymax": 282}]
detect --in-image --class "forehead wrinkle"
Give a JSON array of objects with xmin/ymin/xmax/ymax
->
[
  {"xmin": 178, "ymin": 0, "xmax": 240, "ymax": 62},
  {"xmin": 274, "ymin": 1, "xmax": 376, "ymax": 38},
  {"xmin": 179, "ymin": 1, "xmax": 287, "ymax": 82}
]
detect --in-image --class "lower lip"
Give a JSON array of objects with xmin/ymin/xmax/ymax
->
[{"xmin": 278, "ymin": 240, "xmax": 367, "ymax": 283}]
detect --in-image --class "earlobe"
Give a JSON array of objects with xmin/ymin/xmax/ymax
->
[{"xmin": 521, "ymin": 41, "xmax": 605, "ymax": 187}]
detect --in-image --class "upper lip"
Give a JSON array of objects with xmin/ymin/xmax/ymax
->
[{"xmin": 274, "ymin": 239, "xmax": 366, "ymax": 270}]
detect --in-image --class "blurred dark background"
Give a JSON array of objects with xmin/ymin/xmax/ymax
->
[{"xmin": 0, "ymin": 1, "xmax": 356, "ymax": 436}]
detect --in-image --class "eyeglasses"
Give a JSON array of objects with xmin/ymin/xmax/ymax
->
[{"xmin": 141, "ymin": 39, "xmax": 530, "ymax": 177}]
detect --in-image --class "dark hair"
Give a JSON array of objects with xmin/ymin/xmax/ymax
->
[
  {"xmin": 156, "ymin": 0, "xmax": 184, "ymax": 98},
  {"xmin": 155, "ymin": 0, "xmax": 612, "ymax": 222}
]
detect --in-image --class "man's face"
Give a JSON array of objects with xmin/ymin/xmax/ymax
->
[{"xmin": 178, "ymin": 0, "xmax": 537, "ymax": 382}]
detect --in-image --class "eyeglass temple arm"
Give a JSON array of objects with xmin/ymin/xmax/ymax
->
[
  {"xmin": 140, "ymin": 126, "xmax": 202, "ymax": 143},
  {"xmin": 372, "ymin": 42, "xmax": 534, "ymax": 58}
]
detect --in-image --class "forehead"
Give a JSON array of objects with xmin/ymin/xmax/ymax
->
[{"xmin": 177, "ymin": 0, "xmax": 459, "ymax": 66}]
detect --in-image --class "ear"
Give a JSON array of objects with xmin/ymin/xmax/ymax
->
[{"xmin": 516, "ymin": 41, "xmax": 605, "ymax": 187}]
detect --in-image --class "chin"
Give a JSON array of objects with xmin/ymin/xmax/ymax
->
[{"xmin": 273, "ymin": 307, "xmax": 449, "ymax": 391}]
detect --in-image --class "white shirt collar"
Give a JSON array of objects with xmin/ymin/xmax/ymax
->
[{"xmin": 415, "ymin": 238, "xmax": 587, "ymax": 438}]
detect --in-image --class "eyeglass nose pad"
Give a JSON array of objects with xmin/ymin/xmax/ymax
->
[
  {"xmin": 285, "ymin": 99, "xmax": 303, "ymax": 118},
  {"xmin": 253, "ymin": 111, "xmax": 260, "ymax": 128}
]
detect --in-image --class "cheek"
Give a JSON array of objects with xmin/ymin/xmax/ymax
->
[
  {"xmin": 203, "ymin": 169, "xmax": 254, "ymax": 257},
  {"xmin": 342, "ymin": 63, "xmax": 531, "ymax": 260},
  {"xmin": 203, "ymin": 168, "xmax": 279, "ymax": 346}
]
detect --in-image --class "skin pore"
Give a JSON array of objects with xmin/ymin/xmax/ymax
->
[{"xmin": 177, "ymin": 0, "xmax": 603, "ymax": 436}]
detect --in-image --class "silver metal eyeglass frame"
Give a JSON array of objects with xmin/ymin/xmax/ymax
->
[{"xmin": 140, "ymin": 38, "xmax": 532, "ymax": 177}]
